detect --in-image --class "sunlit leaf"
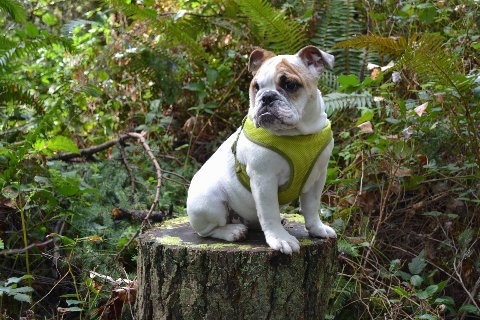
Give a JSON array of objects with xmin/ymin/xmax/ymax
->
[{"xmin": 47, "ymin": 136, "xmax": 80, "ymax": 154}]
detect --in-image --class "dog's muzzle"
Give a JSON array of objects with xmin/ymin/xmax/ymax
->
[{"xmin": 253, "ymin": 90, "xmax": 298, "ymax": 128}]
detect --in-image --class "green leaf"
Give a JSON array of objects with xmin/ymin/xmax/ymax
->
[
  {"xmin": 459, "ymin": 304, "xmax": 480, "ymax": 315},
  {"xmin": 0, "ymin": 0, "xmax": 27, "ymax": 22},
  {"xmin": 66, "ymin": 299, "xmax": 85, "ymax": 306},
  {"xmin": 416, "ymin": 284, "xmax": 439, "ymax": 300},
  {"xmin": 206, "ymin": 68, "xmax": 218, "ymax": 84},
  {"xmin": 33, "ymin": 139, "xmax": 48, "ymax": 153},
  {"xmin": 408, "ymin": 250, "xmax": 427, "ymax": 275},
  {"xmin": 392, "ymin": 286, "xmax": 409, "ymax": 298},
  {"xmin": 184, "ymin": 82, "xmax": 205, "ymax": 92},
  {"xmin": 41, "ymin": 12, "xmax": 59, "ymax": 26},
  {"xmin": 337, "ymin": 239, "xmax": 359, "ymax": 257},
  {"xmin": 396, "ymin": 271, "xmax": 413, "ymax": 282},
  {"xmin": 0, "ymin": 238, "xmax": 3, "ymax": 250},
  {"xmin": 338, "ymin": 74, "xmax": 360, "ymax": 92},
  {"xmin": 417, "ymin": 314, "xmax": 436, "ymax": 320},
  {"xmin": 58, "ymin": 235, "xmax": 76, "ymax": 246},
  {"xmin": 11, "ymin": 286, "xmax": 34, "ymax": 294},
  {"xmin": 65, "ymin": 307, "xmax": 83, "ymax": 312},
  {"xmin": 13, "ymin": 293, "xmax": 31, "ymax": 303},
  {"xmin": 417, "ymin": 3, "xmax": 437, "ymax": 24},
  {"xmin": 410, "ymin": 275, "xmax": 423, "ymax": 287},
  {"xmin": 356, "ymin": 108, "xmax": 374, "ymax": 125},
  {"xmin": 6, "ymin": 277, "xmax": 23, "ymax": 285},
  {"xmin": 47, "ymin": 136, "xmax": 80, "ymax": 154},
  {"xmin": 458, "ymin": 228, "xmax": 474, "ymax": 251},
  {"xmin": 434, "ymin": 296, "xmax": 455, "ymax": 307},
  {"xmin": 25, "ymin": 22, "xmax": 39, "ymax": 37}
]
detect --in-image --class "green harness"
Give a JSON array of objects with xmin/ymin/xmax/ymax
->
[{"xmin": 233, "ymin": 117, "xmax": 333, "ymax": 205}]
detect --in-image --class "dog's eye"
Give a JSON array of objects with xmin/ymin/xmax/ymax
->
[
  {"xmin": 283, "ymin": 80, "xmax": 300, "ymax": 92},
  {"xmin": 254, "ymin": 82, "xmax": 259, "ymax": 91},
  {"xmin": 280, "ymin": 75, "xmax": 300, "ymax": 93}
]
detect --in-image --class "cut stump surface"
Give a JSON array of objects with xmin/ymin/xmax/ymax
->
[{"xmin": 136, "ymin": 214, "xmax": 337, "ymax": 320}]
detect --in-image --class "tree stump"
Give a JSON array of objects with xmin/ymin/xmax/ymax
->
[{"xmin": 136, "ymin": 215, "xmax": 337, "ymax": 320}]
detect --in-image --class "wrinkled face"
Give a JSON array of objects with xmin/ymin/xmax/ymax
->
[{"xmin": 249, "ymin": 56, "xmax": 319, "ymax": 131}]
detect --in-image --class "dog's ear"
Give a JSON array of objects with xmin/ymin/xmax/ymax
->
[
  {"xmin": 248, "ymin": 48, "xmax": 276, "ymax": 75},
  {"xmin": 297, "ymin": 46, "xmax": 334, "ymax": 77}
]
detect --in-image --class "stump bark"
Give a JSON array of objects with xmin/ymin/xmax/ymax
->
[{"xmin": 136, "ymin": 215, "xmax": 337, "ymax": 320}]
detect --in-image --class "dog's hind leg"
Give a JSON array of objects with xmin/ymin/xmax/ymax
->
[{"xmin": 187, "ymin": 198, "xmax": 248, "ymax": 242}]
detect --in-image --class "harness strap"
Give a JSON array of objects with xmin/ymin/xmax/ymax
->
[{"xmin": 232, "ymin": 117, "xmax": 332, "ymax": 205}]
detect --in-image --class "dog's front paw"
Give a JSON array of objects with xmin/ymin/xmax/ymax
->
[
  {"xmin": 307, "ymin": 223, "xmax": 337, "ymax": 238},
  {"xmin": 265, "ymin": 230, "xmax": 300, "ymax": 255}
]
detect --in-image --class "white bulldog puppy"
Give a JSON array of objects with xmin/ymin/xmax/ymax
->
[{"xmin": 187, "ymin": 46, "xmax": 337, "ymax": 254}]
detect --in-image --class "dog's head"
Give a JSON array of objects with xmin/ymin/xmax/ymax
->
[{"xmin": 247, "ymin": 46, "xmax": 334, "ymax": 132}]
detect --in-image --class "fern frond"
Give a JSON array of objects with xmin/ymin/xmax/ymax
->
[
  {"xmin": 311, "ymin": 0, "xmax": 365, "ymax": 75},
  {"xmin": 319, "ymin": 70, "xmax": 339, "ymax": 93},
  {"xmin": 0, "ymin": 34, "xmax": 71, "ymax": 73},
  {"xmin": 107, "ymin": 1, "xmax": 209, "ymax": 61},
  {"xmin": 0, "ymin": 0, "xmax": 26, "ymax": 23},
  {"xmin": 233, "ymin": 0, "xmax": 307, "ymax": 53},
  {"xmin": 330, "ymin": 275, "xmax": 357, "ymax": 316},
  {"xmin": 127, "ymin": 48, "xmax": 180, "ymax": 104},
  {"xmin": 106, "ymin": 0, "xmax": 157, "ymax": 20},
  {"xmin": 160, "ymin": 19, "xmax": 209, "ymax": 61},
  {"xmin": 0, "ymin": 48, "xmax": 15, "ymax": 70},
  {"xmin": 398, "ymin": 33, "xmax": 473, "ymax": 98},
  {"xmin": 323, "ymin": 92, "xmax": 372, "ymax": 114},
  {"xmin": 0, "ymin": 36, "xmax": 16, "ymax": 50},
  {"xmin": 335, "ymin": 34, "xmax": 408, "ymax": 59},
  {"xmin": 337, "ymin": 239, "xmax": 359, "ymax": 257},
  {"xmin": 0, "ymin": 82, "xmax": 44, "ymax": 110}
]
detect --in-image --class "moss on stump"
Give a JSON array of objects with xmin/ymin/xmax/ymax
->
[{"xmin": 136, "ymin": 214, "xmax": 337, "ymax": 320}]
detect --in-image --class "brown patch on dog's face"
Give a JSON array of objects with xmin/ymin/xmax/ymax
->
[{"xmin": 274, "ymin": 58, "xmax": 316, "ymax": 100}]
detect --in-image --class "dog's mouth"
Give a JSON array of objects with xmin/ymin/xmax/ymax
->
[
  {"xmin": 255, "ymin": 111, "xmax": 278, "ymax": 127},
  {"xmin": 252, "ymin": 90, "xmax": 300, "ymax": 129},
  {"xmin": 254, "ymin": 102, "xmax": 297, "ymax": 129}
]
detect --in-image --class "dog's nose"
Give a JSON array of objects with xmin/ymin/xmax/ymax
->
[{"xmin": 261, "ymin": 91, "xmax": 277, "ymax": 105}]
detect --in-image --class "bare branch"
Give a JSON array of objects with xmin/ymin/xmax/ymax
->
[
  {"xmin": 47, "ymin": 133, "xmax": 132, "ymax": 161},
  {"xmin": 111, "ymin": 207, "xmax": 168, "ymax": 222}
]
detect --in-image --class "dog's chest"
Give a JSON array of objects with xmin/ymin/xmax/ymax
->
[{"xmin": 235, "ymin": 118, "xmax": 332, "ymax": 204}]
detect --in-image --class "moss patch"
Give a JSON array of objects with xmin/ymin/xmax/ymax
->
[
  {"xmin": 282, "ymin": 213, "xmax": 305, "ymax": 224},
  {"xmin": 156, "ymin": 235, "xmax": 184, "ymax": 245},
  {"xmin": 299, "ymin": 238, "xmax": 315, "ymax": 245},
  {"xmin": 192, "ymin": 242, "xmax": 259, "ymax": 250},
  {"xmin": 161, "ymin": 216, "xmax": 190, "ymax": 229}
]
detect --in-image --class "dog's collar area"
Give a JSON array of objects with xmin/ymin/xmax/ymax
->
[{"xmin": 232, "ymin": 117, "xmax": 332, "ymax": 205}]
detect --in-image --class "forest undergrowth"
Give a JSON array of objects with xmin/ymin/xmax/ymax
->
[{"xmin": 0, "ymin": 0, "xmax": 479, "ymax": 319}]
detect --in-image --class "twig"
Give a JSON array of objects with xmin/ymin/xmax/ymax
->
[
  {"xmin": 51, "ymin": 219, "xmax": 66, "ymax": 279},
  {"xmin": 454, "ymin": 239, "xmax": 480, "ymax": 313},
  {"xmin": 47, "ymin": 133, "xmax": 133, "ymax": 161},
  {"xmin": 111, "ymin": 207, "xmax": 168, "ymax": 222},
  {"xmin": 118, "ymin": 141, "xmax": 136, "ymax": 197},
  {"xmin": 0, "ymin": 220, "xmax": 65, "ymax": 256},
  {"xmin": 89, "ymin": 270, "xmax": 134, "ymax": 287},
  {"xmin": 0, "ymin": 240, "xmax": 54, "ymax": 256},
  {"xmin": 29, "ymin": 271, "xmax": 70, "ymax": 311},
  {"xmin": 126, "ymin": 131, "xmax": 162, "ymax": 218},
  {"xmin": 115, "ymin": 131, "xmax": 163, "ymax": 259}
]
